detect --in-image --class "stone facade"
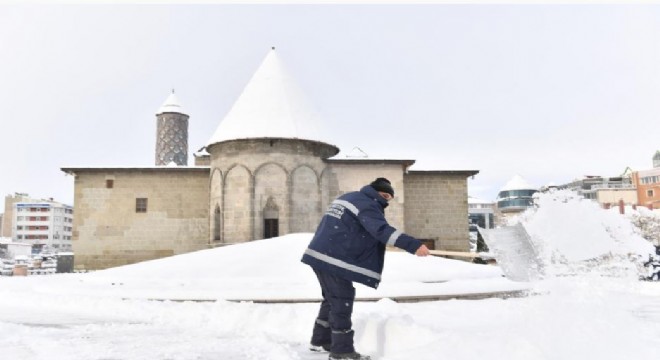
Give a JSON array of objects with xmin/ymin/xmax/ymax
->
[
  {"xmin": 64, "ymin": 153, "xmax": 476, "ymax": 269},
  {"xmin": 403, "ymin": 171, "xmax": 472, "ymax": 252},
  {"xmin": 323, "ymin": 159, "xmax": 413, "ymax": 231},
  {"xmin": 62, "ymin": 167, "xmax": 209, "ymax": 269},
  {"xmin": 207, "ymin": 138, "xmax": 339, "ymax": 243},
  {"xmin": 206, "ymin": 144, "xmax": 474, "ymax": 250}
]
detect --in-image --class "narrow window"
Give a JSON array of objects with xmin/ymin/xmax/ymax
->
[
  {"xmin": 648, "ymin": 190, "xmax": 654, "ymax": 198},
  {"xmin": 136, "ymin": 198, "xmax": 148, "ymax": 213},
  {"xmin": 106, "ymin": 179, "xmax": 114, "ymax": 188},
  {"xmin": 213, "ymin": 205, "xmax": 222, "ymax": 241}
]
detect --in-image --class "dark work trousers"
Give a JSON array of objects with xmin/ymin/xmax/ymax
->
[{"xmin": 311, "ymin": 268, "xmax": 356, "ymax": 354}]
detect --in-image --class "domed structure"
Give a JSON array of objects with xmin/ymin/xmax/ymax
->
[
  {"xmin": 653, "ymin": 150, "xmax": 660, "ymax": 168},
  {"xmin": 206, "ymin": 48, "xmax": 340, "ymax": 242},
  {"xmin": 496, "ymin": 175, "xmax": 537, "ymax": 213}
]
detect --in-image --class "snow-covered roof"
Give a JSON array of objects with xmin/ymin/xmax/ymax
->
[
  {"xmin": 61, "ymin": 166, "xmax": 209, "ymax": 175},
  {"xmin": 0, "ymin": 239, "xmax": 30, "ymax": 246},
  {"xmin": 501, "ymin": 174, "xmax": 536, "ymax": 191},
  {"xmin": 207, "ymin": 48, "xmax": 332, "ymax": 147},
  {"xmin": 194, "ymin": 148, "xmax": 210, "ymax": 157},
  {"xmin": 345, "ymin": 146, "xmax": 368, "ymax": 159},
  {"xmin": 468, "ymin": 196, "xmax": 492, "ymax": 204},
  {"xmin": 156, "ymin": 91, "xmax": 186, "ymax": 115}
]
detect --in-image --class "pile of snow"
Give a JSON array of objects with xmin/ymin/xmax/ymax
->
[
  {"xmin": 47, "ymin": 233, "xmax": 522, "ymax": 301},
  {"xmin": 512, "ymin": 190, "xmax": 655, "ymax": 277}
]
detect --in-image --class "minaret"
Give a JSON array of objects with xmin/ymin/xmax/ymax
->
[{"xmin": 155, "ymin": 90, "xmax": 189, "ymax": 166}]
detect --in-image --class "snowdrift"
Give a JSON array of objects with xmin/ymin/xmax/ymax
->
[
  {"xmin": 67, "ymin": 233, "xmax": 523, "ymax": 301},
  {"xmin": 512, "ymin": 190, "xmax": 655, "ymax": 277}
]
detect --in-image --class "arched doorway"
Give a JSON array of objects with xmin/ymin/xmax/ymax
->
[{"xmin": 263, "ymin": 196, "xmax": 279, "ymax": 239}]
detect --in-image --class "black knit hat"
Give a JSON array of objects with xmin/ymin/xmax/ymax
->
[{"xmin": 370, "ymin": 177, "xmax": 394, "ymax": 197}]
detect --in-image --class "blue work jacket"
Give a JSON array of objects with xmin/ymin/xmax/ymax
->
[{"xmin": 301, "ymin": 185, "xmax": 422, "ymax": 289}]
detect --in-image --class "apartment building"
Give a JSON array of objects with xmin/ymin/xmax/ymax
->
[
  {"xmin": 627, "ymin": 151, "xmax": 660, "ymax": 210},
  {"xmin": 633, "ymin": 170, "xmax": 660, "ymax": 209},
  {"xmin": 12, "ymin": 201, "xmax": 73, "ymax": 252},
  {"xmin": 558, "ymin": 174, "xmax": 637, "ymax": 206}
]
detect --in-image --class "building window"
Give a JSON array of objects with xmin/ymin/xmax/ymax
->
[
  {"xmin": 136, "ymin": 198, "xmax": 148, "ymax": 213},
  {"xmin": 106, "ymin": 179, "xmax": 114, "ymax": 188},
  {"xmin": 648, "ymin": 190, "xmax": 654, "ymax": 198}
]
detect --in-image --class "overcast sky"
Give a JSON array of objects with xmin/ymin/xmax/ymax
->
[{"xmin": 1, "ymin": 3, "xmax": 659, "ymax": 206}]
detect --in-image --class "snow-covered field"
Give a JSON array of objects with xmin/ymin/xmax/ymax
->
[{"xmin": 1, "ymin": 190, "xmax": 660, "ymax": 360}]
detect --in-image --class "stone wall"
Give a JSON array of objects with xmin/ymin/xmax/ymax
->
[
  {"xmin": 596, "ymin": 189, "xmax": 638, "ymax": 205},
  {"xmin": 65, "ymin": 140, "xmax": 474, "ymax": 268},
  {"xmin": 403, "ymin": 172, "xmax": 471, "ymax": 251},
  {"xmin": 207, "ymin": 139, "xmax": 339, "ymax": 243},
  {"xmin": 323, "ymin": 161, "xmax": 408, "ymax": 230},
  {"xmin": 69, "ymin": 168, "xmax": 210, "ymax": 269}
]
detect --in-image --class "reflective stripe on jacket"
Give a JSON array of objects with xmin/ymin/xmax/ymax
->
[{"xmin": 301, "ymin": 185, "xmax": 422, "ymax": 289}]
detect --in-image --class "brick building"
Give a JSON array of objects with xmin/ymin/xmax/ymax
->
[{"xmin": 632, "ymin": 151, "xmax": 660, "ymax": 209}]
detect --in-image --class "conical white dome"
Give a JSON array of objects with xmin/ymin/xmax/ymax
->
[
  {"xmin": 207, "ymin": 48, "xmax": 331, "ymax": 147},
  {"xmin": 501, "ymin": 174, "xmax": 536, "ymax": 191}
]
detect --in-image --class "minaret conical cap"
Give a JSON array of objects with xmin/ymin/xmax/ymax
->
[{"xmin": 157, "ymin": 90, "xmax": 186, "ymax": 115}]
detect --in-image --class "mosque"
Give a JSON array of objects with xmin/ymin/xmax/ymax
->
[{"xmin": 62, "ymin": 49, "xmax": 478, "ymax": 270}]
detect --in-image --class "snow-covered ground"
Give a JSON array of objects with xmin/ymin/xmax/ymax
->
[{"xmin": 1, "ymin": 190, "xmax": 660, "ymax": 360}]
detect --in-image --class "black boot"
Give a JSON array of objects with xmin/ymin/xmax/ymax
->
[
  {"xmin": 310, "ymin": 343, "xmax": 331, "ymax": 352},
  {"xmin": 328, "ymin": 352, "xmax": 371, "ymax": 360}
]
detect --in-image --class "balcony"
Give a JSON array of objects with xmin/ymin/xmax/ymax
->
[
  {"xmin": 497, "ymin": 198, "xmax": 534, "ymax": 212},
  {"xmin": 591, "ymin": 184, "xmax": 634, "ymax": 190}
]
